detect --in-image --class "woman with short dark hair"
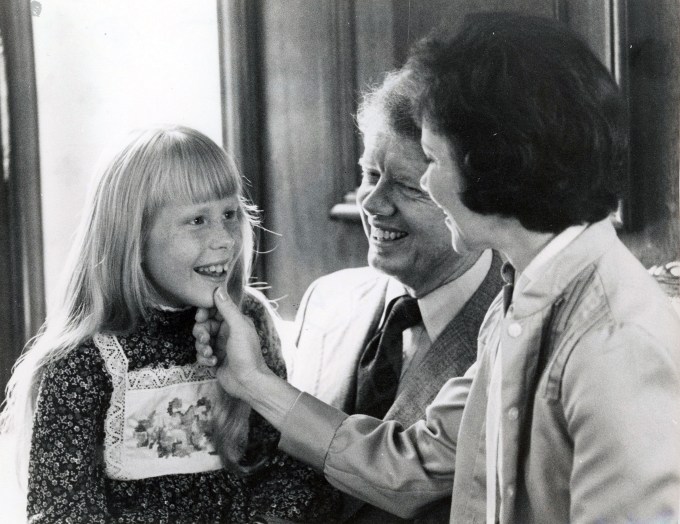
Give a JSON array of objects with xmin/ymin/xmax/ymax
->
[{"xmin": 410, "ymin": 12, "xmax": 627, "ymax": 233}]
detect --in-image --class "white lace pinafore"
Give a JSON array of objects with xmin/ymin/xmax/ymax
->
[{"xmin": 94, "ymin": 333, "xmax": 223, "ymax": 481}]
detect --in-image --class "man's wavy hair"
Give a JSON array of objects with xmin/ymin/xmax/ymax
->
[
  {"xmin": 407, "ymin": 13, "xmax": 628, "ymax": 233},
  {"xmin": 356, "ymin": 69, "xmax": 421, "ymax": 143}
]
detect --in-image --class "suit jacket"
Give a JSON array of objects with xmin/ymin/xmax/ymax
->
[
  {"xmin": 279, "ymin": 219, "xmax": 680, "ymax": 523},
  {"xmin": 288, "ymin": 254, "xmax": 503, "ymax": 523}
]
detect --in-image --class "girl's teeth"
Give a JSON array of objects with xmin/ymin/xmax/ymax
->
[{"xmin": 197, "ymin": 264, "xmax": 229, "ymax": 275}]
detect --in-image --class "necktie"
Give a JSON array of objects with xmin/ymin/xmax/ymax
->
[{"xmin": 354, "ymin": 295, "xmax": 422, "ymax": 418}]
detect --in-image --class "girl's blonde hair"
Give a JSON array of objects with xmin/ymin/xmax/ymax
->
[{"xmin": 0, "ymin": 125, "xmax": 259, "ymax": 487}]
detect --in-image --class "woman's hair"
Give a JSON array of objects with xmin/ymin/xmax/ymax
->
[
  {"xmin": 407, "ymin": 13, "xmax": 628, "ymax": 233},
  {"xmin": 0, "ymin": 125, "xmax": 259, "ymax": 485}
]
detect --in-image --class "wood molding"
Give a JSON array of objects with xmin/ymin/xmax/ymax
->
[
  {"xmin": 217, "ymin": 0, "xmax": 266, "ymax": 278},
  {"xmin": 217, "ymin": 0, "xmax": 263, "ymax": 204},
  {"xmin": 0, "ymin": 0, "xmax": 45, "ymax": 402}
]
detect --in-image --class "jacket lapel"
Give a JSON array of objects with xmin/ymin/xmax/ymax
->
[
  {"xmin": 386, "ymin": 253, "xmax": 504, "ymax": 426},
  {"xmin": 293, "ymin": 273, "xmax": 392, "ymax": 412}
]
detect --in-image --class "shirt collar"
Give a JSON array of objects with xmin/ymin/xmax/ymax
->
[
  {"xmin": 515, "ymin": 224, "xmax": 587, "ymax": 298},
  {"xmin": 384, "ymin": 250, "xmax": 493, "ymax": 341}
]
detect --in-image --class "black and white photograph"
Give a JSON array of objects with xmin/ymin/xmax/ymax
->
[{"xmin": 0, "ymin": 1, "xmax": 679, "ymax": 522}]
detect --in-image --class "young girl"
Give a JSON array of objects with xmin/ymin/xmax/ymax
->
[{"xmin": 0, "ymin": 126, "xmax": 341, "ymax": 522}]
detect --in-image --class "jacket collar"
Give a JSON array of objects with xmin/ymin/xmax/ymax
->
[
  {"xmin": 386, "ymin": 252, "xmax": 504, "ymax": 425},
  {"xmin": 511, "ymin": 219, "xmax": 618, "ymax": 319}
]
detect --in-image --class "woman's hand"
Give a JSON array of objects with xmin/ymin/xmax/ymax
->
[
  {"xmin": 193, "ymin": 287, "xmax": 270, "ymax": 401},
  {"xmin": 194, "ymin": 307, "xmax": 222, "ymax": 366}
]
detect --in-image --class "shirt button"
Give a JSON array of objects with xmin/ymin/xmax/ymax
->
[
  {"xmin": 506, "ymin": 486, "xmax": 515, "ymax": 498},
  {"xmin": 507, "ymin": 407, "xmax": 519, "ymax": 420},
  {"xmin": 508, "ymin": 323, "xmax": 522, "ymax": 337}
]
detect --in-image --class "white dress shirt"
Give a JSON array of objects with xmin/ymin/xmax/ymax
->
[{"xmin": 381, "ymin": 250, "xmax": 494, "ymax": 382}]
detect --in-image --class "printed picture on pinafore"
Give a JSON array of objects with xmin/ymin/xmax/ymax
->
[{"xmin": 126, "ymin": 396, "xmax": 217, "ymax": 459}]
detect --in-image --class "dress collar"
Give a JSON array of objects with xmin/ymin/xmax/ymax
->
[
  {"xmin": 510, "ymin": 219, "xmax": 618, "ymax": 318},
  {"xmin": 143, "ymin": 305, "xmax": 196, "ymax": 330},
  {"xmin": 516, "ymin": 223, "xmax": 587, "ymax": 295}
]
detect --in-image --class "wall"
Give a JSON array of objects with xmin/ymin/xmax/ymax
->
[{"xmin": 32, "ymin": 0, "xmax": 223, "ymax": 310}]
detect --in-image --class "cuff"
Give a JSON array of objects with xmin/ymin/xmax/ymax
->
[{"xmin": 278, "ymin": 392, "xmax": 348, "ymax": 471}]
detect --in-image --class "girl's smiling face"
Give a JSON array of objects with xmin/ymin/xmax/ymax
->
[{"xmin": 143, "ymin": 195, "xmax": 242, "ymax": 308}]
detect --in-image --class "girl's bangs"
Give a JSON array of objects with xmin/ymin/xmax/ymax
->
[{"xmin": 150, "ymin": 139, "xmax": 240, "ymax": 209}]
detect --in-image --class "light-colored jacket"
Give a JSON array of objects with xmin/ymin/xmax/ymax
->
[
  {"xmin": 288, "ymin": 258, "xmax": 502, "ymax": 523},
  {"xmin": 279, "ymin": 219, "xmax": 680, "ymax": 523},
  {"xmin": 289, "ymin": 257, "xmax": 502, "ymax": 427}
]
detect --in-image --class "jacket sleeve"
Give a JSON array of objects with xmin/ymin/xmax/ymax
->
[
  {"xmin": 279, "ymin": 361, "xmax": 477, "ymax": 519},
  {"xmin": 27, "ymin": 344, "xmax": 113, "ymax": 523},
  {"xmin": 563, "ymin": 324, "xmax": 680, "ymax": 523}
]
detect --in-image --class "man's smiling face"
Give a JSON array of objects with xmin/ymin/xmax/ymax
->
[{"xmin": 357, "ymin": 131, "xmax": 465, "ymax": 296}]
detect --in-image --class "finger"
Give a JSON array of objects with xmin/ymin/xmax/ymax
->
[
  {"xmin": 206, "ymin": 318, "xmax": 222, "ymax": 337},
  {"xmin": 195, "ymin": 339, "xmax": 219, "ymax": 366},
  {"xmin": 197, "ymin": 355, "xmax": 217, "ymax": 366},
  {"xmin": 196, "ymin": 342, "xmax": 214, "ymax": 358},
  {"xmin": 213, "ymin": 285, "xmax": 241, "ymax": 320},
  {"xmin": 193, "ymin": 318, "xmax": 222, "ymax": 341},
  {"xmin": 195, "ymin": 307, "xmax": 210, "ymax": 323},
  {"xmin": 196, "ymin": 349, "xmax": 217, "ymax": 367},
  {"xmin": 192, "ymin": 323, "xmax": 212, "ymax": 344},
  {"xmin": 201, "ymin": 356, "xmax": 217, "ymax": 367}
]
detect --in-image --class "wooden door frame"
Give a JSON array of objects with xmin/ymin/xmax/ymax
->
[{"xmin": 0, "ymin": 0, "xmax": 44, "ymax": 403}]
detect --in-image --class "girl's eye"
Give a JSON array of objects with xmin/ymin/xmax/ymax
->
[
  {"xmin": 190, "ymin": 216, "xmax": 205, "ymax": 225},
  {"xmin": 223, "ymin": 210, "xmax": 237, "ymax": 220}
]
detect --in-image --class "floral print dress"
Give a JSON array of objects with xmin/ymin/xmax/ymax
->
[{"xmin": 27, "ymin": 293, "xmax": 341, "ymax": 523}]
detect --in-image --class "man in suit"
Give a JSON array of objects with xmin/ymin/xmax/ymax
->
[{"xmin": 285, "ymin": 69, "xmax": 503, "ymax": 523}]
